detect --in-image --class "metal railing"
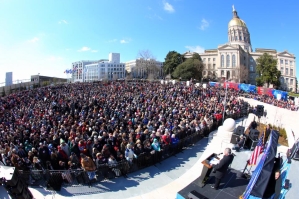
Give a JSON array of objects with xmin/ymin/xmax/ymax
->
[{"xmin": 16, "ymin": 112, "xmax": 244, "ymax": 194}]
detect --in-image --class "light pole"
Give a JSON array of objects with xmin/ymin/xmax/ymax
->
[{"xmin": 222, "ymin": 80, "xmax": 228, "ymax": 124}]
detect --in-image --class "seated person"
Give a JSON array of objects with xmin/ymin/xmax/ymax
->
[{"xmin": 233, "ymin": 135, "xmax": 245, "ymax": 151}]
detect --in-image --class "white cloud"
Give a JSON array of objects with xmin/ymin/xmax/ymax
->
[
  {"xmin": 91, "ymin": 50, "xmax": 98, "ymax": 53},
  {"xmin": 163, "ymin": 1, "xmax": 175, "ymax": 13},
  {"xmin": 77, "ymin": 46, "xmax": 91, "ymax": 52},
  {"xmin": 120, "ymin": 38, "xmax": 131, "ymax": 44},
  {"xmin": 28, "ymin": 37, "xmax": 39, "ymax": 43},
  {"xmin": 58, "ymin": 20, "xmax": 68, "ymax": 24},
  {"xmin": 185, "ymin": 45, "xmax": 205, "ymax": 53},
  {"xmin": 199, "ymin": 18, "xmax": 209, "ymax": 30}
]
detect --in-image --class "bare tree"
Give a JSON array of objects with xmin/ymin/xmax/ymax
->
[
  {"xmin": 137, "ymin": 49, "xmax": 160, "ymax": 79},
  {"xmin": 234, "ymin": 65, "xmax": 249, "ymax": 83}
]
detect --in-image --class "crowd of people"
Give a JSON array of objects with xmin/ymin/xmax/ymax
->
[
  {"xmin": 0, "ymin": 81, "xmax": 295, "ymax": 182},
  {"xmin": 243, "ymin": 92, "xmax": 298, "ymax": 111}
]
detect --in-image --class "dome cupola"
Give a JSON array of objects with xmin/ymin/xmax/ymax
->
[{"xmin": 228, "ymin": 5, "xmax": 252, "ymax": 52}]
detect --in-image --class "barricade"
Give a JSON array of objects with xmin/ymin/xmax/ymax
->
[{"xmin": 17, "ymin": 112, "xmax": 246, "ymax": 190}]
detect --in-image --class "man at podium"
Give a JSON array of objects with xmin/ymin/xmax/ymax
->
[{"xmin": 210, "ymin": 148, "xmax": 234, "ymax": 190}]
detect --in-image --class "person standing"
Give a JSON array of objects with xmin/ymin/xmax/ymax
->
[{"xmin": 210, "ymin": 148, "xmax": 234, "ymax": 190}]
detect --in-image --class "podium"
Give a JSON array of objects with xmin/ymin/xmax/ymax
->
[{"xmin": 198, "ymin": 153, "xmax": 220, "ymax": 187}]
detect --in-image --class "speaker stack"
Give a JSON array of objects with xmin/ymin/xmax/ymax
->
[
  {"xmin": 256, "ymin": 105, "xmax": 264, "ymax": 118},
  {"xmin": 0, "ymin": 166, "xmax": 33, "ymax": 199},
  {"xmin": 230, "ymin": 126, "xmax": 245, "ymax": 144}
]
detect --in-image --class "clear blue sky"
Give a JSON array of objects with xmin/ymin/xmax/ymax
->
[{"xmin": 0, "ymin": 0, "xmax": 298, "ymax": 83}]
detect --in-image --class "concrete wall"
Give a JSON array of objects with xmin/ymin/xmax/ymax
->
[{"xmin": 239, "ymin": 97, "xmax": 299, "ymax": 146}]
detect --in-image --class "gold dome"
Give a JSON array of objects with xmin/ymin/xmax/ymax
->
[{"xmin": 228, "ymin": 18, "xmax": 247, "ymax": 27}]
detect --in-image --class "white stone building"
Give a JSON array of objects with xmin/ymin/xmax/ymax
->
[
  {"xmin": 71, "ymin": 53, "xmax": 125, "ymax": 82},
  {"xmin": 183, "ymin": 6, "xmax": 296, "ymax": 91},
  {"xmin": 125, "ymin": 58, "xmax": 164, "ymax": 79}
]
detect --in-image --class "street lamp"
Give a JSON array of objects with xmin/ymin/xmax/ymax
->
[{"xmin": 222, "ymin": 80, "xmax": 229, "ymax": 124}]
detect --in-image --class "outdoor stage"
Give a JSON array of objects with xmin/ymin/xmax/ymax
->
[{"xmin": 177, "ymin": 169, "xmax": 249, "ymax": 199}]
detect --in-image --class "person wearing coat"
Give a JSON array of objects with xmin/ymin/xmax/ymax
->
[{"xmin": 210, "ymin": 148, "xmax": 234, "ymax": 190}]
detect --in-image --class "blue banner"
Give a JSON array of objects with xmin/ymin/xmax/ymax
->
[{"xmin": 242, "ymin": 132, "xmax": 273, "ymax": 199}]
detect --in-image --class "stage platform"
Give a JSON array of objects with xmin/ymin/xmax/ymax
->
[{"xmin": 177, "ymin": 169, "xmax": 249, "ymax": 199}]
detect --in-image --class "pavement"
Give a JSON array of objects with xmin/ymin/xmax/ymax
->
[{"xmin": 1, "ymin": 118, "xmax": 298, "ymax": 199}]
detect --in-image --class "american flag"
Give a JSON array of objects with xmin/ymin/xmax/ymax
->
[{"xmin": 248, "ymin": 135, "xmax": 264, "ymax": 166}]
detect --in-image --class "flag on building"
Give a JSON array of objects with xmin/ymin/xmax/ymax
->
[{"xmin": 248, "ymin": 135, "xmax": 264, "ymax": 166}]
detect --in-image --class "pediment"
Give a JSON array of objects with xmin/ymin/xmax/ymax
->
[
  {"xmin": 218, "ymin": 44, "xmax": 239, "ymax": 50},
  {"xmin": 277, "ymin": 51, "xmax": 294, "ymax": 58}
]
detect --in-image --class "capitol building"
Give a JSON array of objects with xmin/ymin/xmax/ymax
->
[{"xmin": 185, "ymin": 6, "xmax": 296, "ymax": 91}]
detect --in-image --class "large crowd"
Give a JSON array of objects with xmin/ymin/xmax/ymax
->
[
  {"xmin": 0, "ymin": 81, "xmax": 296, "ymax": 181},
  {"xmin": 243, "ymin": 92, "xmax": 298, "ymax": 111}
]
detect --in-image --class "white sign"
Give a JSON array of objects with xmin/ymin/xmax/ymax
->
[
  {"xmin": 203, "ymin": 83, "xmax": 207, "ymax": 89},
  {"xmin": 195, "ymin": 83, "xmax": 200, "ymax": 87},
  {"xmin": 172, "ymin": 80, "xmax": 176, "ymax": 85},
  {"xmin": 277, "ymin": 94, "xmax": 281, "ymax": 101},
  {"xmin": 186, "ymin": 81, "xmax": 190, "ymax": 86},
  {"xmin": 161, "ymin": 80, "xmax": 164, "ymax": 84}
]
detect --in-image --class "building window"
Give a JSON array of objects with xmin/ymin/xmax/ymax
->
[
  {"xmin": 213, "ymin": 58, "xmax": 216, "ymax": 61},
  {"xmin": 221, "ymin": 55, "xmax": 224, "ymax": 67},
  {"xmin": 203, "ymin": 71, "xmax": 206, "ymax": 76},
  {"xmin": 203, "ymin": 58, "xmax": 206, "ymax": 62},
  {"xmin": 208, "ymin": 58, "xmax": 210, "ymax": 62},
  {"xmin": 290, "ymin": 61, "xmax": 293, "ymax": 66},
  {"xmin": 226, "ymin": 55, "xmax": 230, "ymax": 67},
  {"xmin": 232, "ymin": 54, "xmax": 236, "ymax": 67},
  {"xmin": 285, "ymin": 68, "xmax": 288, "ymax": 75},
  {"xmin": 235, "ymin": 36, "xmax": 238, "ymax": 41},
  {"xmin": 281, "ymin": 67, "xmax": 284, "ymax": 74},
  {"xmin": 280, "ymin": 77, "xmax": 284, "ymax": 83},
  {"xmin": 250, "ymin": 65, "xmax": 253, "ymax": 71},
  {"xmin": 290, "ymin": 79, "xmax": 294, "ymax": 85},
  {"xmin": 239, "ymin": 36, "xmax": 242, "ymax": 40},
  {"xmin": 244, "ymin": 36, "xmax": 246, "ymax": 41},
  {"xmin": 280, "ymin": 59, "xmax": 283, "ymax": 64},
  {"xmin": 221, "ymin": 70, "xmax": 224, "ymax": 76},
  {"xmin": 286, "ymin": 78, "xmax": 289, "ymax": 84},
  {"xmin": 250, "ymin": 58, "xmax": 254, "ymax": 62},
  {"xmin": 231, "ymin": 36, "xmax": 234, "ymax": 41},
  {"xmin": 213, "ymin": 64, "xmax": 216, "ymax": 70},
  {"xmin": 290, "ymin": 69, "xmax": 293, "ymax": 76},
  {"xmin": 285, "ymin": 60, "xmax": 288, "ymax": 65}
]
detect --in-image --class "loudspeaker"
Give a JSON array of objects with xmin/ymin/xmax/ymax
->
[
  {"xmin": 230, "ymin": 134, "xmax": 240, "ymax": 144},
  {"xmin": 188, "ymin": 190, "xmax": 208, "ymax": 199},
  {"xmin": 249, "ymin": 129, "xmax": 259, "ymax": 141},
  {"xmin": 244, "ymin": 138, "xmax": 258, "ymax": 150},
  {"xmin": 235, "ymin": 126, "xmax": 245, "ymax": 135},
  {"xmin": 256, "ymin": 105, "xmax": 264, "ymax": 117}
]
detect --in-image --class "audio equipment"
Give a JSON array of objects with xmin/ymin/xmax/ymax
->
[
  {"xmin": 256, "ymin": 105, "xmax": 264, "ymax": 117},
  {"xmin": 249, "ymin": 129, "xmax": 259, "ymax": 141},
  {"xmin": 235, "ymin": 126, "xmax": 245, "ymax": 135}
]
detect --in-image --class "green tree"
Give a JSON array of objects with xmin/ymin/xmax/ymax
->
[
  {"xmin": 255, "ymin": 53, "xmax": 281, "ymax": 88},
  {"xmin": 163, "ymin": 51, "xmax": 183, "ymax": 77},
  {"xmin": 172, "ymin": 54, "xmax": 203, "ymax": 80}
]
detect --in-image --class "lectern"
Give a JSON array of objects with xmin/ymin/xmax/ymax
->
[{"xmin": 198, "ymin": 153, "xmax": 220, "ymax": 187}]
